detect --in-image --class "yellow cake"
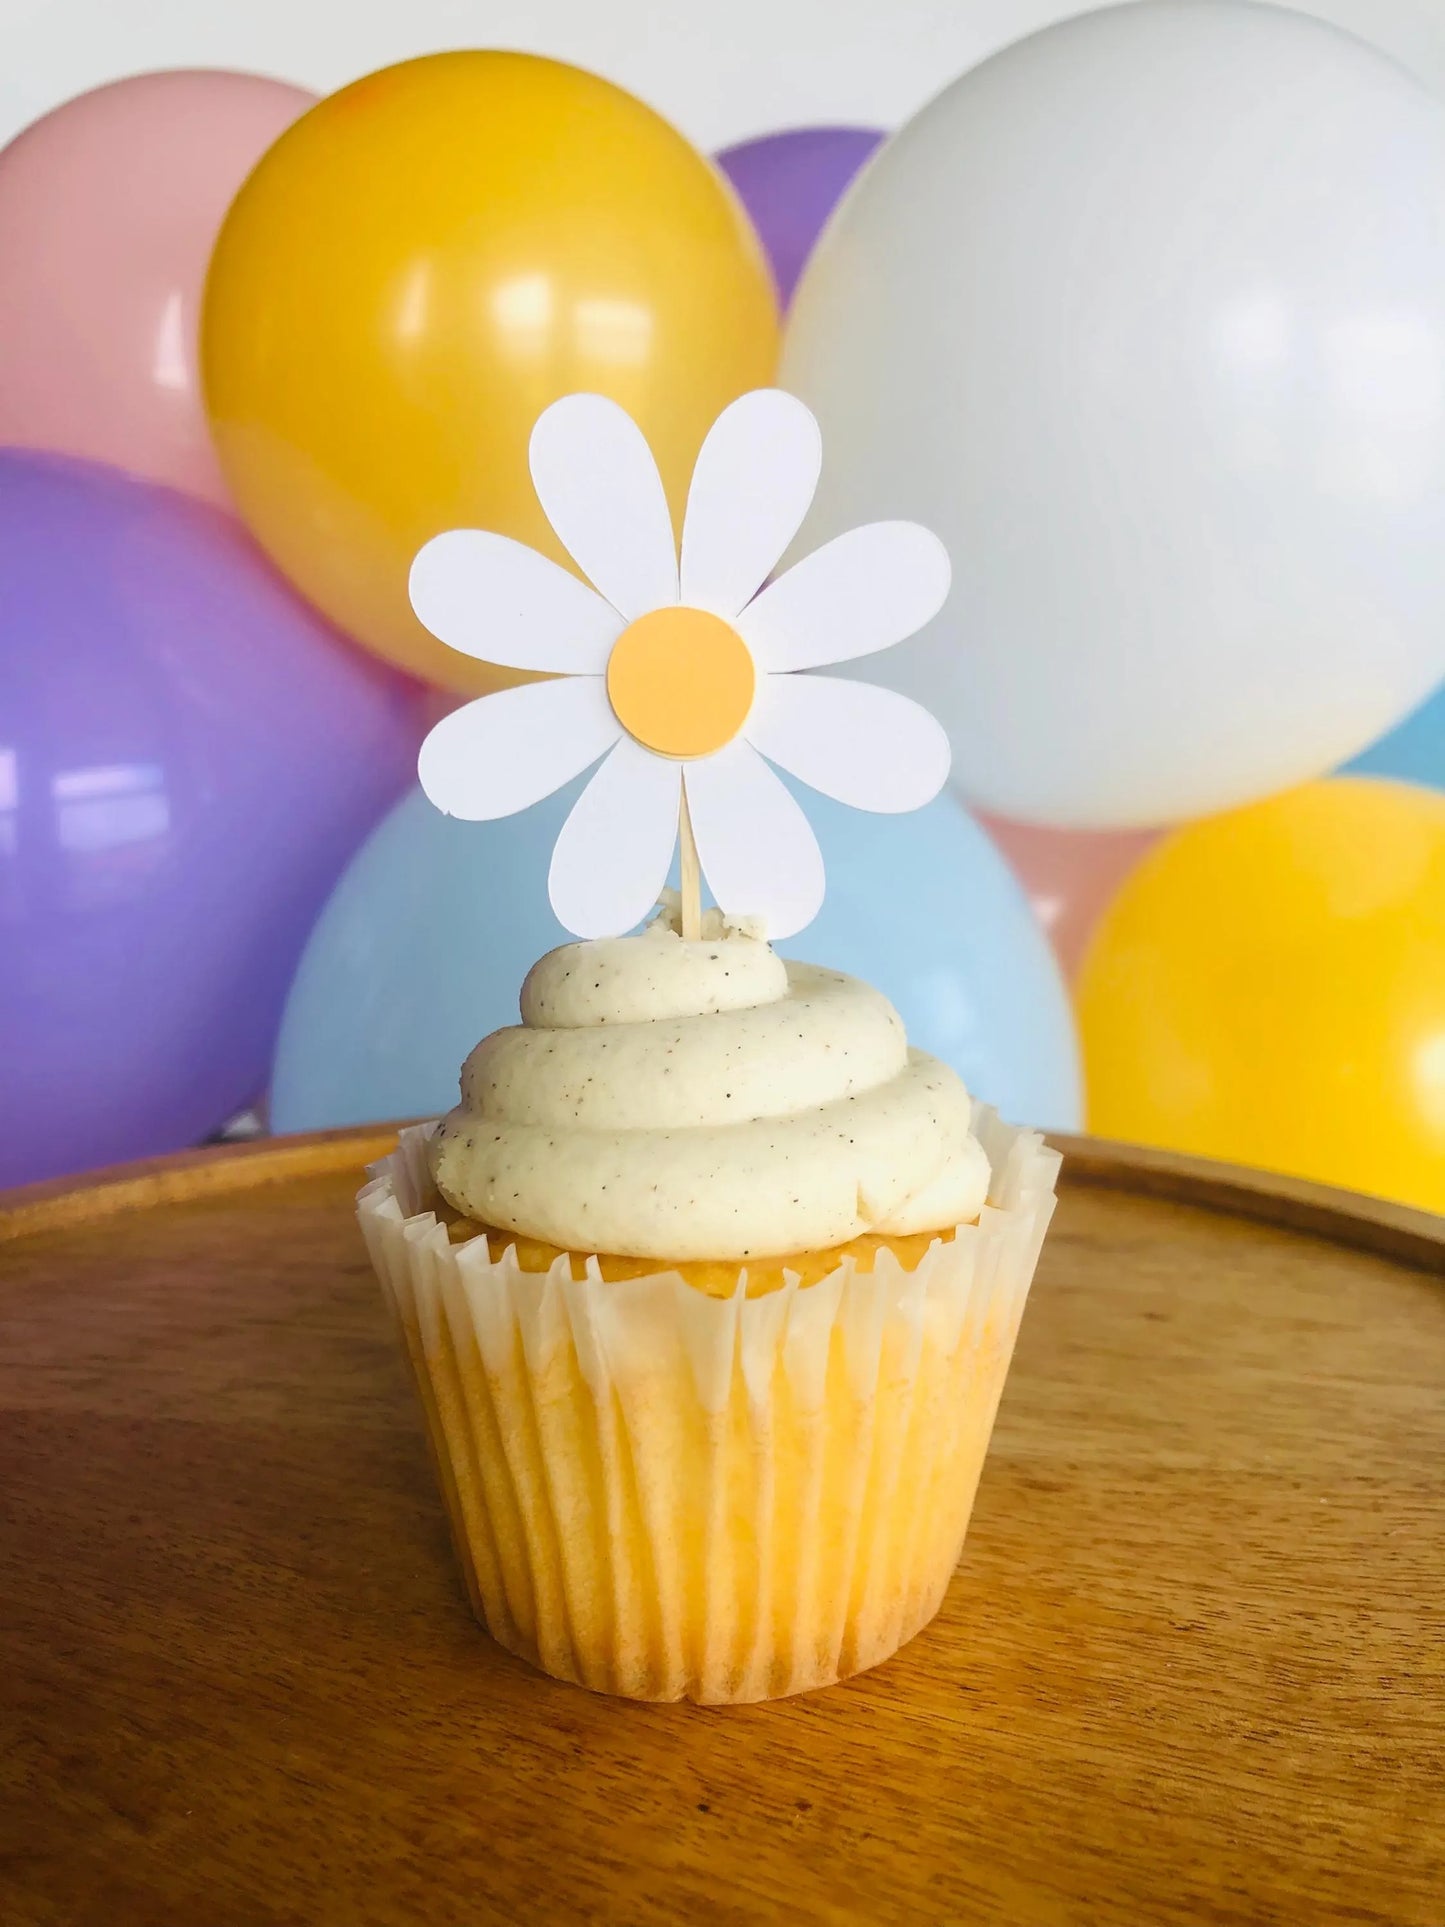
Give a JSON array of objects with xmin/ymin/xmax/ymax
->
[
  {"xmin": 444, "ymin": 1209, "xmax": 959, "ymax": 1295},
  {"xmin": 358, "ymin": 907, "xmax": 1059, "ymax": 1703}
]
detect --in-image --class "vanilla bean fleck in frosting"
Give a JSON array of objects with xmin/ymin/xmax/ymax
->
[{"xmin": 429, "ymin": 902, "xmax": 990, "ymax": 1262}]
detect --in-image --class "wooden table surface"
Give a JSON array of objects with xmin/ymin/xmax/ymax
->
[{"xmin": 1, "ymin": 1129, "xmax": 1441, "ymax": 1927}]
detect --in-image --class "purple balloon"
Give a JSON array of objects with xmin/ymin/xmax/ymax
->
[
  {"xmin": 0, "ymin": 450, "xmax": 426, "ymax": 1187},
  {"xmin": 717, "ymin": 126, "xmax": 886, "ymax": 306}
]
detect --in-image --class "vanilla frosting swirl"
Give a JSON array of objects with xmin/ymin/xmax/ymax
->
[{"xmin": 429, "ymin": 915, "xmax": 990, "ymax": 1262}]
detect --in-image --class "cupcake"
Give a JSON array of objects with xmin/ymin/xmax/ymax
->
[
  {"xmin": 359, "ymin": 902, "xmax": 1058, "ymax": 1702},
  {"xmin": 357, "ymin": 386, "xmax": 1062, "ymax": 1700}
]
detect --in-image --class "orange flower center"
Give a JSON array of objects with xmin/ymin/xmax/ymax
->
[{"xmin": 605, "ymin": 606, "xmax": 756, "ymax": 759}]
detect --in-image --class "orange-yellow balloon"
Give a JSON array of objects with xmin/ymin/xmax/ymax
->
[
  {"xmin": 201, "ymin": 53, "xmax": 779, "ymax": 691},
  {"xmin": 1076, "ymin": 778, "xmax": 1445, "ymax": 1213}
]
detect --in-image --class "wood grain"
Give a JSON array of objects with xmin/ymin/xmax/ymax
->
[
  {"xmin": 0, "ymin": 1123, "xmax": 406, "ymax": 1245},
  {"xmin": 0, "ymin": 1131, "xmax": 1440, "ymax": 1927}
]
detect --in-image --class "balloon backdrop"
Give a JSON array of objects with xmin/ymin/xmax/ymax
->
[
  {"xmin": 716, "ymin": 126, "xmax": 884, "ymax": 307},
  {"xmin": 272, "ymin": 781, "xmax": 1080, "ymax": 1137},
  {"xmin": 782, "ymin": 0, "xmax": 1445, "ymax": 828},
  {"xmin": 202, "ymin": 51, "xmax": 780, "ymax": 693},
  {"xmin": 0, "ymin": 70, "xmax": 315, "ymax": 508},
  {"xmin": 1076, "ymin": 777, "xmax": 1445, "ymax": 1213},
  {"xmin": 1346, "ymin": 680, "xmax": 1445, "ymax": 793},
  {"xmin": 980, "ymin": 814, "xmax": 1159, "ymax": 979},
  {"xmin": 0, "ymin": 451, "xmax": 426, "ymax": 1188}
]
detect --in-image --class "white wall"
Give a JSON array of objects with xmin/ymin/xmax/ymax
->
[{"xmin": 5, "ymin": 0, "xmax": 1445, "ymax": 154}]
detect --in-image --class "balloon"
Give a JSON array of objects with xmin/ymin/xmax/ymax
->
[
  {"xmin": 0, "ymin": 70, "xmax": 315, "ymax": 509},
  {"xmin": 1076, "ymin": 777, "xmax": 1445, "ymax": 1213},
  {"xmin": 716, "ymin": 126, "xmax": 884, "ymax": 307},
  {"xmin": 1346, "ymin": 679, "xmax": 1445, "ymax": 792},
  {"xmin": 782, "ymin": 1, "xmax": 1445, "ymax": 829},
  {"xmin": 0, "ymin": 451, "xmax": 426, "ymax": 1189},
  {"xmin": 979, "ymin": 814, "xmax": 1159, "ymax": 979},
  {"xmin": 202, "ymin": 52, "xmax": 780, "ymax": 693},
  {"xmin": 272, "ymin": 780, "xmax": 1080, "ymax": 1138}
]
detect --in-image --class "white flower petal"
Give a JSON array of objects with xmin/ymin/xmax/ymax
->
[
  {"xmin": 679, "ymin": 389, "xmax": 822, "ymax": 617},
  {"xmin": 746, "ymin": 674, "xmax": 951, "ymax": 812},
  {"xmin": 549, "ymin": 738, "xmax": 681, "ymax": 937},
  {"xmin": 685, "ymin": 740, "xmax": 825, "ymax": 940},
  {"xmin": 410, "ymin": 530, "xmax": 624, "ymax": 672},
  {"xmin": 737, "ymin": 522, "xmax": 950, "ymax": 671},
  {"xmin": 529, "ymin": 393, "xmax": 679, "ymax": 619},
  {"xmin": 418, "ymin": 679, "xmax": 620, "ymax": 821}
]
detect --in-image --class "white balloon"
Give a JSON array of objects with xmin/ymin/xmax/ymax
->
[{"xmin": 782, "ymin": 0, "xmax": 1445, "ymax": 828}]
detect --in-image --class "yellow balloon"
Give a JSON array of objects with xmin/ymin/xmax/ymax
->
[
  {"xmin": 1076, "ymin": 778, "xmax": 1445, "ymax": 1213},
  {"xmin": 201, "ymin": 53, "xmax": 779, "ymax": 691}
]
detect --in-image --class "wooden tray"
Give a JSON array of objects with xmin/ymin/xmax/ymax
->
[{"xmin": 1, "ymin": 1129, "xmax": 1440, "ymax": 1926}]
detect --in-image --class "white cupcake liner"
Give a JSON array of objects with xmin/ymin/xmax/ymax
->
[{"xmin": 358, "ymin": 1105, "xmax": 1060, "ymax": 1704}]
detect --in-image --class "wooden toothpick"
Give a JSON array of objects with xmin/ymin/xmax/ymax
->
[{"xmin": 678, "ymin": 782, "xmax": 702, "ymax": 942}]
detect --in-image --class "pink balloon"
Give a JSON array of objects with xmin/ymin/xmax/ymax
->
[
  {"xmin": 979, "ymin": 814, "xmax": 1160, "ymax": 979},
  {"xmin": 0, "ymin": 70, "xmax": 315, "ymax": 508}
]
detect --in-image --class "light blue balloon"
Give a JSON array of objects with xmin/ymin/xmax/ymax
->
[
  {"xmin": 1344, "ymin": 678, "xmax": 1445, "ymax": 791},
  {"xmin": 271, "ymin": 778, "xmax": 1081, "ymax": 1135}
]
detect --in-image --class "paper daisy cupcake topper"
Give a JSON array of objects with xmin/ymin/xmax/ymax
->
[{"xmin": 412, "ymin": 389, "xmax": 952, "ymax": 941}]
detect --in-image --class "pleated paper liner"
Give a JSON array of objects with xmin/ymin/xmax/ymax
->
[{"xmin": 358, "ymin": 1106, "xmax": 1060, "ymax": 1704}]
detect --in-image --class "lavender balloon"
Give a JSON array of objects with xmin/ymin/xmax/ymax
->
[
  {"xmin": 0, "ymin": 451, "xmax": 426, "ymax": 1187},
  {"xmin": 716, "ymin": 126, "xmax": 884, "ymax": 306}
]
